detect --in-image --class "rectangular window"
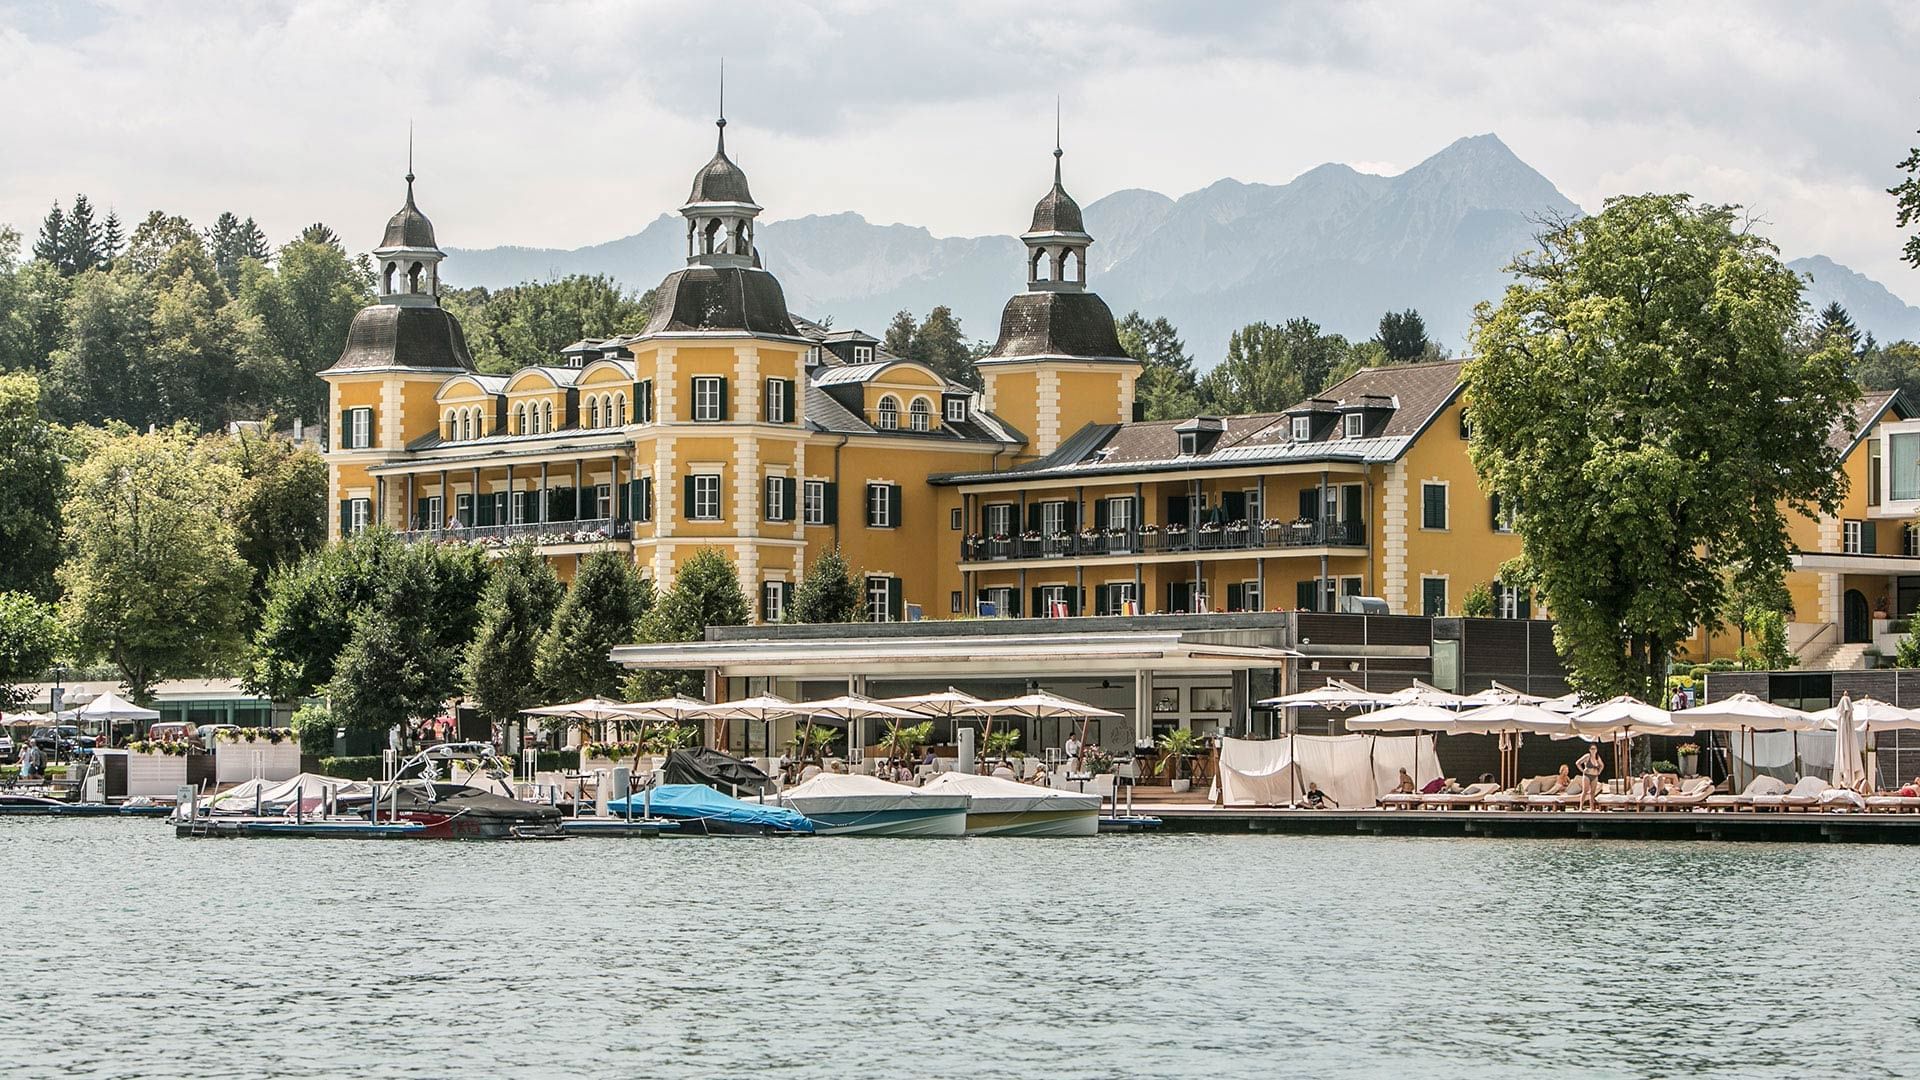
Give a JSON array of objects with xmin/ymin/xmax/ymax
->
[
  {"xmin": 1342, "ymin": 413, "xmax": 1363, "ymax": 438},
  {"xmin": 761, "ymin": 581, "xmax": 787, "ymax": 624},
  {"xmin": 636, "ymin": 379, "xmax": 655, "ymax": 424},
  {"xmin": 1099, "ymin": 581, "xmax": 1138, "ymax": 616},
  {"xmin": 1869, "ymin": 439, "xmax": 1883, "ymax": 508},
  {"xmin": 765, "ymin": 476, "xmax": 791, "ymax": 522},
  {"xmin": 1422, "ymin": 577, "xmax": 1448, "ymax": 617},
  {"xmin": 1844, "ymin": 520, "xmax": 1863, "ymax": 554},
  {"xmin": 802, "ymin": 480, "xmax": 828, "ymax": 525},
  {"xmin": 1291, "ymin": 415, "xmax": 1311, "ymax": 441},
  {"xmin": 1037, "ymin": 585, "xmax": 1070, "ymax": 618},
  {"xmin": 348, "ymin": 407, "xmax": 372, "ymax": 449},
  {"xmin": 945, "ymin": 397, "xmax": 967, "ymax": 423},
  {"xmin": 866, "ymin": 576, "xmax": 896, "ymax": 622},
  {"xmin": 1040, "ymin": 500, "xmax": 1067, "ymax": 537},
  {"xmin": 950, "ymin": 508, "xmax": 962, "ymax": 530},
  {"xmin": 348, "ymin": 498, "xmax": 370, "ymax": 535},
  {"xmin": 1908, "ymin": 524, "xmax": 1920, "ymax": 558},
  {"xmin": 425, "ymin": 495, "xmax": 444, "ymax": 530},
  {"xmin": 950, "ymin": 590, "xmax": 963, "ymax": 614},
  {"xmin": 691, "ymin": 474, "xmax": 722, "ymax": 521},
  {"xmin": 979, "ymin": 586, "xmax": 1016, "ymax": 618},
  {"xmin": 985, "ymin": 503, "xmax": 1015, "ymax": 538},
  {"xmin": 692, "ymin": 376, "xmax": 725, "ymax": 422},
  {"xmin": 1178, "ymin": 432, "xmax": 1198, "ymax": 456},
  {"xmin": 1491, "ymin": 493, "xmax": 1515, "ymax": 533},
  {"xmin": 1421, "ymin": 482, "xmax": 1448, "ymax": 530},
  {"xmin": 765, "ymin": 378, "xmax": 791, "ymax": 424},
  {"xmin": 853, "ymin": 344, "xmax": 874, "ymax": 363},
  {"xmin": 1106, "ymin": 496, "xmax": 1135, "ymax": 532},
  {"xmin": 594, "ymin": 484, "xmax": 612, "ymax": 520},
  {"xmin": 866, "ymin": 483, "xmax": 899, "ymax": 528},
  {"xmin": 455, "ymin": 493, "xmax": 473, "ymax": 527},
  {"xmin": 1892, "ymin": 432, "xmax": 1920, "ymax": 502}
]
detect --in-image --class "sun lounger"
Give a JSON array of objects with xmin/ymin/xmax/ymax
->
[
  {"xmin": 1865, "ymin": 795, "xmax": 1920, "ymax": 813},
  {"xmin": 1750, "ymin": 776, "xmax": 1831, "ymax": 812},
  {"xmin": 1377, "ymin": 793, "xmax": 1425, "ymax": 809},
  {"xmin": 1817, "ymin": 788, "xmax": 1865, "ymax": 812},
  {"xmin": 1421, "ymin": 782, "xmax": 1500, "ymax": 808},
  {"xmin": 1703, "ymin": 775, "xmax": 1789, "ymax": 811},
  {"xmin": 1648, "ymin": 776, "xmax": 1716, "ymax": 810}
]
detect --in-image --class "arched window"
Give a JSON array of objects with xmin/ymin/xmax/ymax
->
[
  {"xmin": 384, "ymin": 262, "xmax": 397, "ymax": 294},
  {"xmin": 876, "ymin": 395, "xmax": 900, "ymax": 431},
  {"xmin": 543, "ymin": 401, "xmax": 554, "ymax": 432},
  {"xmin": 1065, "ymin": 248, "xmax": 1082, "ymax": 282},
  {"xmin": 458, "ymin": 410, "xmax": 470, "ymax": 441},
  {"xmin": 515, "ymin": 403, "xmax": 527, "ymax": 433},
  {"xmin": 1030, "ymin": 248, "xmax": 1046, "ymax": 281},
  {"xmin": 589, "ymin": 398, "xmax": 601, "ymax": 428},
  {"xmin": 909, "ymin": 398, "xmax": 932, "ymax": 432},
  {"xmin": 407, "ymin": 262, "xmax": 424, "ymax": 293},
  {"xmin": 444, "ymin": 409, "xmax": 456, "ymax": 439},
  {"xmin": 615, "ymin": 395, "xmax": 627, "ymax": 426}
]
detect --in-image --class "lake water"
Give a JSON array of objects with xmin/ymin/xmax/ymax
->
[{"xmin": 2, "ymin": 819, "xmax": 1911, "ymax": 1079}]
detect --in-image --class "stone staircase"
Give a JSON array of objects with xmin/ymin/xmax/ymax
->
[{"xmin": 1798, "ymin": 641, "xmax": 1876, "ymax": 671}]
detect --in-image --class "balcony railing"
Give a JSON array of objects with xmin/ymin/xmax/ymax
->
[
  {"xmin": 960, "ymin": 519, "xmax": 1366, "ymax": 563},
  {"xmin": 398, "ymin": 517, "xmax": 632, "ymax": 548}
]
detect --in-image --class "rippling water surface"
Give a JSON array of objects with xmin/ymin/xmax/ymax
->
[{"xmin": 3, "ymin": 820, "xmax": 1914, "ymax": 1079}]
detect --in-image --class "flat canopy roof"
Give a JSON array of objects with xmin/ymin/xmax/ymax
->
[{"xmin": 609, "ymin": 632, "xmax": 1298, "ymax": 679}]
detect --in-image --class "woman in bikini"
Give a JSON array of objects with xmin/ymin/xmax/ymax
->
[{"xmin": 1577, "ymin": 745, "xmax": 1605, "ymax": 810}]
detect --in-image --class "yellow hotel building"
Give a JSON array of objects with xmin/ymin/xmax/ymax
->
[{"xmin": 321, "ymin": 120, "xmax": 1914, "ymax": 671}]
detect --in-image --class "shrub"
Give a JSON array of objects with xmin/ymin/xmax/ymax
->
[
  {"xmin": 292, "ymin": 703, "xmax": 335, "ymax": 756},
  {"xmin": 317, "ymin": 755, "xmax": 386, "ymax": 780}
]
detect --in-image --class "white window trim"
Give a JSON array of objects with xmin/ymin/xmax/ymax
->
[
  {"xmin": 1343, "ymin": 413, "xmax": 1364, "ymax": 438},
  {"xmin": 1843, "ymin": 520, "xmax": 1864, "ymax": 554},
  {"xmin": 762, "ymin": 581, "xmax": 787, "ymax": 623},
  {"xmin": 875, "ymin": 395, "xmax": 900, "ymax": 431},
  {"xmin": 693, "ymin": 377, "xmax": 724, "ymax": 422},
  {"xmin": 908, "ymin": 397, "xmax": 932, "ymax": 432},
  {"xmin": 766, "ymin": 476, "xmax": 790, "ymax": 522},
  {"xmin": 853, "ymin": 344, "xmax": 874, "ymax": 363},
  {"xmin": 1107, "ymin": 496, "xmax": 1135, "ymax": 531},
  {"xmin": 767, "ymin": 378, "xmax": 790, "ymax": 424},
  {"xmin": 867, "ymin": 575, "xmax": 895, "ymax": 622},
  {"xmin": 1420, "ymin": 480, "xmax": 1450, "ymax": 531},
  {"xmin": 867, "ymin": 483, "xmax": 894, "ymax": 528},
  {"xmin": 1040, "ymin": 500, "xmax": 1067, "ymax": 536},
  {"xmin": 945, "ymin": 397, "xmax": 967, "ymax": 422},
  {"xmin": 802, "ymin": 480, "xmax": 827, "ymax": 525},
  {"xmin": 349, "ymin": 498, "xmax": 370, "ymax": 534},
  {"xmin": 1419, "ymin": 575, "xmax": 1449, "ymax": 617},
  {"xmin": 1238, "ymin": 579, "xmax": 1262, "ymax": 612},
  {"xmin": 692, "ymin": 474, "xmax": 722, "ymax": 520},
  {"xmin": 351, "ymin": 408, "xmax": 371, "ymax": 449},
  {"xmin": 1291, "ymin": 415, "xmax": 1311, "ymax": 441}
]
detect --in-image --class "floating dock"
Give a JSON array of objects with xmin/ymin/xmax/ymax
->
[
  {"xmin": 1140, "ymin": 805, "xmax": 1920, "ymax": 843},
  {"xmin": 0, "ymin": 802, "xmax": 173, "ymax": 817},
  {"xmin": 177, "ymin": 818, "xmax": 432, "ymax": 839},
  {"xmin": 557, "ymin": 817, "xmax": 679, "ymax": 837}
]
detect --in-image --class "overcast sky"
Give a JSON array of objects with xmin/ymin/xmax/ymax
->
[{"xmin": 4, "ymin": 0, "xmax": 1918, "ymax": 301}]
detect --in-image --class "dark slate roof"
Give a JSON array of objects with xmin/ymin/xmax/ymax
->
[
  {"xmin": 1832, "ymin": 388, "xmax": 1903, "ymax": 456},
  {"xmin": 980, "ymin": 290, "xmax": 1128, "ymax": 362},
  {"xmin": 802, "ymin": 384, "xmax": 1020, "ymax": 444},
  {"xmin": 1030, "ymin": 181, "xmax": 1084, "ymax": 234},
  {"xmin": 687, "ymin": 126, "xmax": 754, "ymax": 205},
  {"xmin": 639, "ymin": 266, "xmax": 796, "ymax": 338},
  {"xmin": 932, "ymin": 360, "xmax": 1469, "ymax": 484},
  {"xmin": 381, "ymin": 179, "xmax": 437, "ymax": 249},
  {"xmin": 325, "ymin": 303, "xmax": 473, "ymax": 373}
]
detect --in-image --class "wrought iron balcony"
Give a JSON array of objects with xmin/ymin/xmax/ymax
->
[
  {"xmin": 959, "ymin": 519, "xmax": 1366, "ymax": 563},
  {"xmin": 398, "ymin": 517, "xmax": 632, "ymax": 548}
]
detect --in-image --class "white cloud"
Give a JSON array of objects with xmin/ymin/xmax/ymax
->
[{"xmin": 1, "ymin": 0, "xmax": 1916, "ymax": 302}]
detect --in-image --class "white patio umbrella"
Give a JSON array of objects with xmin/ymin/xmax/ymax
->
[
  {"xmin": 1343, "ymin": 703, "xmax": 1467, "ymax": 792},
  {"xmin": 1811, "ymin": 696, "xmax": 1920, "ymax": 732},
  {"xmin": 1455, "ymin": 702, "xmax": 1576, "ymax": 788},
  {"xmin": 790, "ymin": 694, "xmax": 926, "ymax": 766},
  {"xmin": 1831, "ymin": 694, "xmax": 1869, "ymax": 794},
  {"xmin": 523, "ymin": 696, "xmax": 638, "ymax": 748},
  {"xmin": 1673, "ymin": 692, "xmax": 1817, "ymax": 790},
  {"xmin": 1254, "ymin": 680, "xmax": 1383, "ymax": 741},
  {"xmin": 1539, "ymin": 692, "xmax": 1584, "ymax": 714},
  {"xmin": 974, "ymin": 692, "xmax": 1123, "ymax": 767},
  {"xmin": 1377, "ymin": 680, "xmax": 1477, "ymax": 709},
  {"xmin": 882, "ymin": 688, "xmax": 990, "ymax": 717},
  {"xmin": 696, "ymin": 694, "xmax": 807, "ymax": 760}
]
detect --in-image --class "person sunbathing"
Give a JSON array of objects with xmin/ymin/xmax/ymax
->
[
  {"xmin": 1547, "ymin": 765, "xmax": 1572, "ymax": 795},
  {"xmin": 1391, "ymin": 768, "xmax": 1415, "ymax": 795}
]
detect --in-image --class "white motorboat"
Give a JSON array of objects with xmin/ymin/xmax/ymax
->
[
  {"xmin": 920, "ymin": 772, "xmax": 1099, "ymax": 836},
  {"xmin": 777, "ymin": 773, "xmax": 969, "ymax": 837}
]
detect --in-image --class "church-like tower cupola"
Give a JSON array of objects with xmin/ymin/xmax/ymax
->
[
  {"xmin": 1023, "ymin": 141, "xmax": 1092, "ymax": 292},
  {"xmin": 680, "ymin": 112, "xmax": 762, "ymax": 270},
  {"xmin": 374, "ymin": 169, "xmax": 445, "ymax": 307}
]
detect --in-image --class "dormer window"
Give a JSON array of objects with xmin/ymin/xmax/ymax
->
[
  {"xmin": 1179, "ymin": 432, "xmax": 1199, "ymax": 456},
  {"xmin": 1291, "ymin": 416, "xmax": 1312, "ymax": 441},
  {"xmin": 1343, "ymin": 413, "xmax": 1364, "ymax": 438},
  {"xmin": 875, "ymin": 395, "xmax": 899, "ymax": 430},
  {"xmin": 945, "ymin": 397, "xmax": 968, "ymax": 423},
  {"xmin": 853, "ymin": 345, "xmax": 874, "ymax": 363}
]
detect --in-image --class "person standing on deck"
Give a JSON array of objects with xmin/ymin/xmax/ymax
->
[
  {"xmin": 1063, "ymin": 732, "xmax": 1082, "ymax": 773},
  {"xmin": 1576, "ymin": 744, "xmax": 1606, "ymax": 810}
]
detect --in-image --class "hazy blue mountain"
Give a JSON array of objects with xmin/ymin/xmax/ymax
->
[
  {"xmin": 1789, "ymin": 256, "xmax": 1920, "ymax": 343},
  {"xmin": 445, "ymin": 134, "xmax": 1920, "ymax": 366}
]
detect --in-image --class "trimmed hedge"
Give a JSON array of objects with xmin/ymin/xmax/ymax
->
[{"xmin": 317, "ymin": 750, "xmax": 571, "ymax": 780}]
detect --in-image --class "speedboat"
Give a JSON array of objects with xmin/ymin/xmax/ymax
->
[
  {"xmin": 607, "ymin": 783, "xmax": 813, "ymax": 836},
  {"xmin": 776, "ymin": 773, "xmax": 969, "ymax": 837},
  {"xmin": 920, "ymin": 772, "xmax": 1100, "ymax": 836}
]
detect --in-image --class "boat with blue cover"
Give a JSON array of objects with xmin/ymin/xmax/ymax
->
[{"xmin": 607, "ymin": 783, "xmax": 815, "ymax": 836}]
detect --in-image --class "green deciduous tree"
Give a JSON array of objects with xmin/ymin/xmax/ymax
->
[
  {"xmin": 883, "ymin": 309, "xmax": 916, "ymax": 357},
  {"xmin": 216, "ymin": 424, "xmax": 327, "ymax": 617},
  {"xmin": 0, "ymin": 228, "xmax": 72, "ymax": 373},
  {"xmin": 0, "ymin": 371, "xmax": 66, "ymax": 599},
  {"xmin": 1198, "ymin": 318, "xmax": 1354, "ymax": 414},
  {"xmin": 1117, "ymin": 311, "xmax": 1199, "ymax": 420},
  {"xmin": 464, "ymin": 544, "xmax": 563, "ymax": 726},
  {"xmin": 1464, "ymin": 194, "xmax": 1856, "ymax": 702},
  {"xmin": 907, "ymin": 305, "xmax": 980, "ymax": 390},
  {"xmin": 57, "ymin": 426, "xmax": 253, "ymax": 702},
  {"xmin": 786, "ymin": 547, "xmax": 862, "ymax": 623},
  {"xmin": 1855, "ymin": 340, "xmax": 1920, "ymax": 404},
  {"xmin": 624, "ymin": 547, "xmax": 746, "ymax": 698},
  {"xmin": 447, "ymin": 276, "xmax": 652, "ymax": 374},
  {"xmin": 0, "ymin": 591, "xmax": 64, "ymax": 711},
  {"xmin": 231, "ymin": 237, "xmax": 374, "ymax": 418},
  {"xmin": 535, "ymin": 549, "xmax": 653, "ymax": 701}
]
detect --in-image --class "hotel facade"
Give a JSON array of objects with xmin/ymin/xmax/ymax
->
[{"xmin": 320, "ymin": 119, "xmax": 1914, "ymax": 674}]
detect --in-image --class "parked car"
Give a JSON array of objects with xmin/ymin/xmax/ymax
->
[
  {"xmin": 0, "ymin": 733, "xmax": 16, "ymax": 764},
  {"xmin": 146, "ymin": 721, "xmax": 198, "ymax": 745}
]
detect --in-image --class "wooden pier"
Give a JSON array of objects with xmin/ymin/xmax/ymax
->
[{"xmin": 1136, "ymin": 804, "xmax": 1920, "ymax": 843}]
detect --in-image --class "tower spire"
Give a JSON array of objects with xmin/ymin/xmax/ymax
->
[
  {"xmin": 716, "ymin": 59, "xmax": 727, "ymax": 154},
  {"xmin": 1053, "ymin": 97, "xmax": 1063, "ymax": 185},
  {"xmin": 406, "ymin": 121, "xmax": 415, "ymax": 187}
]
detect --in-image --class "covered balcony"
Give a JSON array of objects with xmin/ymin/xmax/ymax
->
[{"xmin": 961, "ymin": 518, "xmax": 1366, "ymax": 563}]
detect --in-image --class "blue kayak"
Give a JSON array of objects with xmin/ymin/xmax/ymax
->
[{"xmin": 606, "ymin": 783, "xmax": 814, "ymax": 835}]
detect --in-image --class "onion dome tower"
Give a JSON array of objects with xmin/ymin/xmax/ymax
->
[
  {"xmin": 326, "ymin": 168, "xmax": 473, "ymax": 373},
  {"xmin": 978, "ymin": 129, "xmax": 1137, "ymax": 457},
  {"xmin": 638, "ymin": 105, "xmax": 796, "ymax": 338}
]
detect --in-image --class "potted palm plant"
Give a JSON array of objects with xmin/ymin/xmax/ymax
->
[
  {"xmin": 983, "ymin": 729, "xmax": 1021, "ymax": 766},
  {"xmin": 1156, "ymin": 727, "xmax": 1200, "ymax": 792},
  {"xmin": 1676, "ymin": 743, "xmax": 1700, "ymax": 777}
]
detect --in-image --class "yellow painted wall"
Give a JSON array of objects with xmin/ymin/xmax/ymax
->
[{"xmin": 1398, "ymin": 400, "xmax": 1523, "ymax": 615}]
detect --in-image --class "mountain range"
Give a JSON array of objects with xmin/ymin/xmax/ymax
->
[{"xmin": 446, "ymin": 134, "xmax": 1920, "ymax": 366}]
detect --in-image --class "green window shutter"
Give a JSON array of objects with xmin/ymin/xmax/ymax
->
[
  {"xmin": 1093, "ymin": 500, "xmax": 1109, "ymax": 531},
  {"xmin": 683, "ymin": 476, "xmax": 696, "ymax": 518},
  {"xmin": 889, "ymin": 578, "xmax": 904, "ymax": 622},
  {"xmin": 1227, "ymin": 583, "xmax": 1245, "ymax": 611},
  {"xmin": 1296, "ymin": 579, "xmax": 1317, "ymax": 612},
  {"xmin": 822, "ymin": 482, "xmax": 838, "ymax": 525},
  {"xmin": 887, "ymin": 484, "xmax": 902, "ymax": 527},
  {"xmin": 1032, "ymin": 587, "xmax": 1045, "ymax": 618},
  {"xmin": 782, "ymin": 379, "xmax": 797, "ymax": 423},
  {"xmin": 1519, "ymin": 589, "xmax": 1532, "ymax": 620},
  {"xmin": 717, "ymin": 376, "xmax": 730, "ymax": 420},
  {"xmin": 475, "ymin": 493, "xmax": 492, "ymax": 527},
  {"xmin": 338, "ymin": 499, "xmax": 352, "ymax": 538},
  {"xmin": 1863, "ymin": 522, "xmax": 1879, "ymax": 555},
  {"xmin": 1489, "ymin": 492, "xmax": 1502, "ymax": 530}
]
